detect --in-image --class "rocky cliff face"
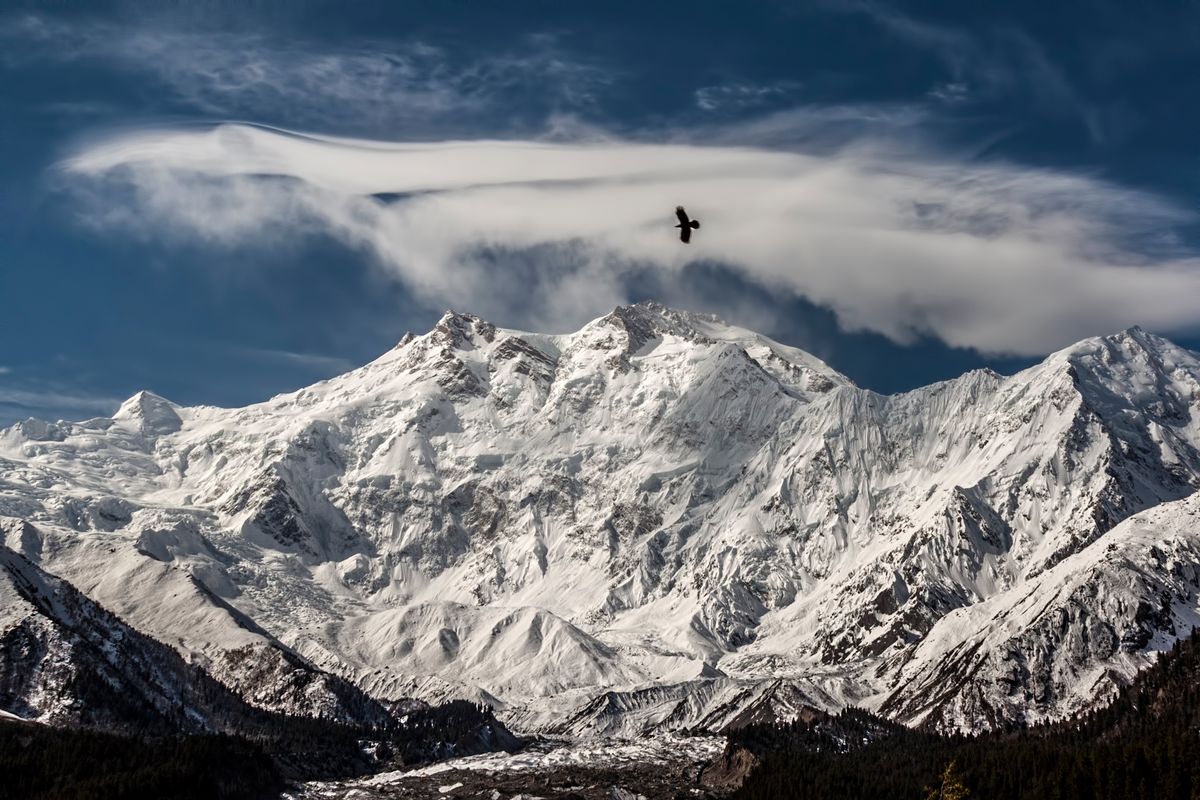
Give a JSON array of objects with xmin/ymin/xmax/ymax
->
[{"xmin": 3, "ymin": 302, "xmax": 1200, "ymax": 734}]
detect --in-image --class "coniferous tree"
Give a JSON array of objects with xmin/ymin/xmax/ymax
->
[{"xmin": 924, "ymin": 761, "xmax": 970, "ymax": 800}]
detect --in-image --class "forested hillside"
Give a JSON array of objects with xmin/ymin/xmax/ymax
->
[{"xmin": 735, "ymin": 628, "xmax": 1200, "ymax": 799}]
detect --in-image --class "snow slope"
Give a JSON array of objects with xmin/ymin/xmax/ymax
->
[
  {"xmin": 0, "ymin": 542, "xmax": 387, "ymax": 732},
  {"xmin": 3, "ymin": 302, "xmax": 1200, "ymax": 734}
]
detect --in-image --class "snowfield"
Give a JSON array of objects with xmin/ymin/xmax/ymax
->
[{"xmin": 4, "ymin": 302, "xmax": 1200, "ymax": 735}]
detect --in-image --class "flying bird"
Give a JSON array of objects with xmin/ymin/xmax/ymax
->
[{"xmin": 675, "ymin": 206, "xmax": 701, "ymax": 243}]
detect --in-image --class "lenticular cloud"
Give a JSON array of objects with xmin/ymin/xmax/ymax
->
[{"xmin": 62, "ymin": 122, "xmax": 1200, "ymax": 354}]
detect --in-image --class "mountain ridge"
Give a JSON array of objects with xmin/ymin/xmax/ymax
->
[{"xmin": 3, "ymin": 302, "xmax": 1200, "ymax": 737}]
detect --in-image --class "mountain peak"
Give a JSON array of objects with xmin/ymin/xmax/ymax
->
[
  {"xmin": 434, "ymin": 309, "xmax": 497, "ymax": 349},
  {"xmin": 1039, "ymin": 324, "xmax": 1190, "ymax": 372},
  {"xmin": 1107, "ymin": 324, "xmax": 1155, "ymax": 347},
  {"xmin": 1109, "ymin": 324, "xmax": 1179, "ymax": 357},
  {"xmin": 605, "ymin": 301, "xmax": 724, "ymax": 339},
  {"xmin": 113, "ymin": 390, "xmax": 182, "ymax": 435}
]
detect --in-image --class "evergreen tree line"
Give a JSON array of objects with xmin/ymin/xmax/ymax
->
[
  {"xmin": 734, "ymin": 628, "xmax": 1200, "ymax": 800},
  {"xmin": 0, "ymin": 724, "xmax": 282, "ymax": 800},
  {"xmin": 0, "ymin": 699, "xmax": 509, "ymax": 800}
]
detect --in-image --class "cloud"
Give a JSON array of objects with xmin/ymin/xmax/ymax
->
[
  {"xmin": 0, "ymin": 15, "xmax": 610, "ymax": 134},
  {"xmin": 0, "ymin": 363, "xmax": 121, "ymax": 424},
  {"xmin": 695, "ymin": 81, "xmax": 803, "ymax": 112},
  {"xmin": 927, "ymin": 81, "xmax": 970, "ymax": 105},
  {"xmin": 697, "ymin": 103, "xmax": 934, "ymax": 152},
  {"xmin": 235, "ymin": 346, "xmax": 356, "ymax": 374},
  {"xmin": 0, "ymin": 385, "xmax": 121, "ymax": 419},
  {"xmin": 59, "ymin": 122, "xmax": 1200, "ymax": 355},
  {"xmin": 836, "ymin": 2, "xmax": 1104, "ymax": 141}
]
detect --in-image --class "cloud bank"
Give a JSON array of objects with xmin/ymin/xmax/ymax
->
[{"xmin": 61, "ymin": 123, "xmax": 1200, "ymax": 355}]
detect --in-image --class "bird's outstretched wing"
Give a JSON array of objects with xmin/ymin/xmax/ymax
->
[
  {"xmin": 675, "ymin": 206, "xmax": 690, "ymax": 226},
  {"xmin": 679, "ymin": 225, "xmax": 692, "ymax": 244}
]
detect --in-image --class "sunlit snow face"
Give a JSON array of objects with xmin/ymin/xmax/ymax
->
[{"xmin": 63, "ymin": 123, "xmax": 1200, "ymax": 356}]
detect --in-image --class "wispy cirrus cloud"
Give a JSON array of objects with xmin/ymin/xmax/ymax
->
[
  {"xmin": 694, "ymin": 81, "xmax": 803, "ymax": 112},
  {"xmin": 59, "ymin": 122, "xmax": 1200, "ymax": 355},
  {"xmin": 927, "ymin": 81, "xmax": 970, "ymax": 105},
  {"xmin": 235, "ymin": 346, "xmax": 356, "ymax": 375},
  {"xmin": 833, "ymin": 1, "xmax": 1105, "ymax": 141},
  {"xmin": 0, "ymin": 14, "xmax": 611, "ymax": 135},
  {"xmin": 0, "ymin": 384, "xmax": 122, "ymax": 424}
]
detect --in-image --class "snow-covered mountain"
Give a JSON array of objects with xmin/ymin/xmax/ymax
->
[
  {"xmin": 0, "ymin": 542, "xmax": 390, "ymax": 733},
  {"xmin": 3, "ymin": 302, "xmax": 1200, "ymax": 735}
]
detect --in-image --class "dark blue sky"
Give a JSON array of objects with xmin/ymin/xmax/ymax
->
[{"xmin": 3, "ymin": 0, "xmax": 1200, "ymax": 423}]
